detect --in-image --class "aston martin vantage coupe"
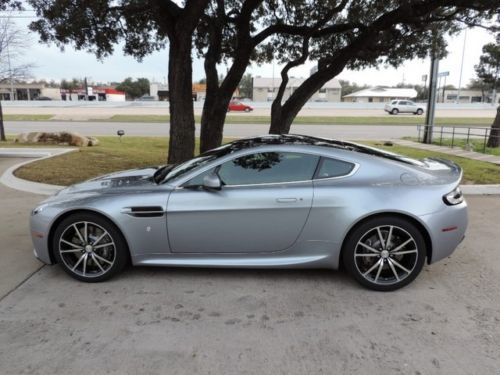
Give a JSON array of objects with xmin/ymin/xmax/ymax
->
[{"xmin": 30, "ymin": 135, "xmax": 467, "ymax": 291}]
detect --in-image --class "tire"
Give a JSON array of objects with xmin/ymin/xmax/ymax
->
[
  {"xmin": 52, "ymin": 212, "xmax": 129, "ymax": 282},
  {"xmin": 244, "ymin": 108, "xmax": 251, "ymax": 112},
  {"xmin": 343, "ymin": 216, "xmax": 426, "ymax": 291},
  {"xmin": 391, "ymin": 108, "xmax": 399, "ymax": 115},
  {"xmin": 416, "ymin": 108, "xmax": 423, "ymax": 115}
]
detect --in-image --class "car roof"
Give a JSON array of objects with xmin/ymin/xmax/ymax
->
[{"xmin": 203, "ymin": 134, "xmax": 424, "ymax": 167}]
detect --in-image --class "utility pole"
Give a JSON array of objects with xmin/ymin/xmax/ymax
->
[
  {"xmin": 423, "ymin": 53, "xmax": 439, "ymax": 144},
  {"xmin": 84, "ymin": 77, "xmax": 89, "ymax": 101},
  {"xmin": 456, "ymin": 29, "xmax": 467, "ymax": 104}
]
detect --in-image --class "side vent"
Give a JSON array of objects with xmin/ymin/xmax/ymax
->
[{"xmin": 121, "ymin": 206, "xmax": 165, "ymax": 218}]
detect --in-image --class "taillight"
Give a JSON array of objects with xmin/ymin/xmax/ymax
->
[{"xmin": 443, "ymin": 187, "xmax": 464, "ymax": 206}]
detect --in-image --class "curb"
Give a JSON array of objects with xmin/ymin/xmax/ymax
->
[
  {"xmin": 1, "ymin": 147, "xmax": 499, "ymax": 196},
  {"xmin": 0, "ymin": 148, "xmax": 77, "ymax": 195}
]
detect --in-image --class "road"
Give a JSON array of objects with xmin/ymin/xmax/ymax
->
[
  {"xmin": 1, "ymin": 157, "xmax": 500, "ymax": 374},
  {"xmin": 5, "ymin": 121, "xmax": 420, "ymax": 140}
]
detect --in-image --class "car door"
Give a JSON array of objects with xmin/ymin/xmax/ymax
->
[
  {"xmin": 166, "ymin": 151, "xmax": 319, "ymax": 253},
  {"xmin": 398, "ymin": 100, "xmax": 408, "ymax": 112}
]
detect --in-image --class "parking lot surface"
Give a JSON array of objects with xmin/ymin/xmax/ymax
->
[{"xmin": 0, "ymin": 158, "xmax": 499, "ymax": 374}]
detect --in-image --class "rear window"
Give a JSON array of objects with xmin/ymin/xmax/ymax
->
[{"xmin": 315, "ymin": 158, "xmax": 355, "ymax": 179}]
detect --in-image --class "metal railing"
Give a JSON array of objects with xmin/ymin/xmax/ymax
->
[{"xmin": 416, "ymin": 125, "xmax": 498, "ymax": 153}]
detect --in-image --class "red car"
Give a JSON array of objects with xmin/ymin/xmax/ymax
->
[{"xmin": 228, "ymin": 100, "xmax": 253, "ymax": 112}]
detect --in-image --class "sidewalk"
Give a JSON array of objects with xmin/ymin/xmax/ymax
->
[{"xmin": 395, "ymin": 140, "xmax": 500, "ymax": 166}]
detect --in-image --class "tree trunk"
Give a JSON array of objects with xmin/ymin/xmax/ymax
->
[
  {"xmin": 0, "ymin": 101, "xmax": 5, "ymax": 141},
  {"xmin": 167, "ymin": 36, "xmax": 196, "ymax": 164},
  {"xmin": 487, "ymin": 105, "xmax": 500, "ymax": 148}
]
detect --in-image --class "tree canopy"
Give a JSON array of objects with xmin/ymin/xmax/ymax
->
[{"xmin": 116, "ymin": 77, "xmax": 150, "ymax": 99}]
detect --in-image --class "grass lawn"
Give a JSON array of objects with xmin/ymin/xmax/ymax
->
[
  {"xmin": 4, "ymin": 114, "xmax": 54, "ymax": 121},
  {"xmin": 107, "ymin": 114, "xmax": 493, "ymax": 126},
  {"xmin": 404, "ymin": 137, "xmax": 500, "ymax": 157},
  {"xmin": 5, "ymin": 136, "xmax": 500, "ymax": 186}
]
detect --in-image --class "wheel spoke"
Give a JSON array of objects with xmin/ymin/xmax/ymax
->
[
  {"xmin": 376, "ymin": 227, "xmax": 386, "ymax": 249},
  {"xmin": 92, "ymin": 253, "xmax": 105, "ymax": 273},
  {"xmin": 391, "ymin": 249, "xmax": 418, "ymax": 256},
  {"xmin": 387, "ymin": 259, "xmax": 400, "ymax": 281},
  {"xmin": 93, "ymin": 242, "xmax": 114, "ymax": 250},
  {"xmin": 390, "ymin": 238, "xmax": 413, "ymax": 253},
  {"xmin": 390, "ymin": 258, "xmax": 412, "ymax": 274},
  {"xmin": 386, "ymin": 226, "xmax": 393, "ymax": 249},
  {"xmin": 71, "ymin": 254, "xmax": 86, "ymax": 271},
  {"xmin": 73, "ymin": 224, "xmax": 85, "ymax": 244},
  {"xmin": 60, "ymin": 239, "xmax": 83, "ymax": 249},
  {"xmin": 374, "ymin": 260, "xmax": 384, "ymax": 283},
  {"xmin": 92, "ymin": 232, "xmax": 108, "ymax": 246},
  {"xmin": 60, "ymin": 248, "xmax": 83, "ymax": 254},
  {"xmin": 355, "ymin": 253, "xmax": 380, "ymax": 257},
  {"xmin": 84, "ymin": 222, "xmax": 88, "ymax": 243},
  {"xmin": 358, "ymin": 242, "xmax": 380, "ymax": 254},
  {"xmin": 82, "ymin": 254, "xmax": 88, "ymax": 276},
  {"xmin": 363, "ymin": 259, "xmax": 382, "ymax": 277},
  {"xmin": 93, "ymin": 253, "xmax": 113, "ymax": 266}
]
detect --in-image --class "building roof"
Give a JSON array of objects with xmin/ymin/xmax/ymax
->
[
  {"xmin": 343, "ymin": 87, "xmax": 417, "ymax": 98},
  {"xmin": 253, "ymin": 77, "xmax": 341, "ymax": 89}
]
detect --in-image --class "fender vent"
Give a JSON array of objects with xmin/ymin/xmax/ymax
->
[{"xmin": 122, "ymin": 206, "xmax": 165, "ymax": 217}]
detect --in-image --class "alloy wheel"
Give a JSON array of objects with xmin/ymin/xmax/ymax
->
[
  {"xmin": 58, "ymin": 221, "xmax": 116, "ymax": 278},
  {"xmin": 354, "ymin": 225, "xmax": 419, "ymax": 286}
]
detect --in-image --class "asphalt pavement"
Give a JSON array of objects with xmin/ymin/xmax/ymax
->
[
  {"xmin": 5, "ymin": 120, "xmax": 418, "ymax": 140},
  {"xmin": 1, "ymin": 155, "xmax": 500, "ymax": 374}
]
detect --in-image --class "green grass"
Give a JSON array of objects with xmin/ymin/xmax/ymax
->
[
  {"xmin": 7, "ymin": 136, "xmax": 500, "ymax": 186},
  {"xmin": 107, "ymin": 114, "xmax": 493, "ymax": 126},
  {"xmin": 4, "ymin": 114, "xmax": 54, "ymax": 121},
  {"xmin": 4, "ymin": 113, "xmax": 493, "ymax": 126},
  {"xmin": 363, "ymin": 141, "xmax": 500, "ymax": 185},
  {"xmin": 404, "ymin": 137, "xmax": 500, "ymax": 157}
]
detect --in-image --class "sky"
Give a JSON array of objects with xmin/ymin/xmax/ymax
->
[{"xmin": 7, "ymin": 13, "xmax": 496, "ymax": 88}]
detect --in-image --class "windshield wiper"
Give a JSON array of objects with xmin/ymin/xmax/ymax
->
[{"xmin": 152, "ymin": 164, "xmax": 177, "ymax": 184}]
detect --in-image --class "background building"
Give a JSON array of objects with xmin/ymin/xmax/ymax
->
[
  {"xmin": 343, "ymin": 87, "xmax": 417, "ymax": 102},
  {"xmin": 441, "ymin": 89, "xmax": 500, "ymax": 104},
  {"xmin": 252, "ymin": 77, "xmax": 342, "ymax": 102}
]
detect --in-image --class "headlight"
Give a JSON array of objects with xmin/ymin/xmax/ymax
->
[
  {"xmin": 443, "ymin": 187, "xmax": 464, "ymax": 206},
  {"xmin": 31, "ymin": 203, "xmax": 49, "ymax": 216}
]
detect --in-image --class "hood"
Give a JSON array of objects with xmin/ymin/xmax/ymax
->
[{"xmin": 55, "ymin": 167, "xmax": 158, "ymax": 196}]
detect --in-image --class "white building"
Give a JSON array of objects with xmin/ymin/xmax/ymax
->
[
  {"xmin": 252, "ymin": 77, "xmax": 342, "ymax": 102},
  {"xmin": 343, "ymin": 87, "xmax": 418, "ymax": 103},
  {"xmin": 442, "ymin": 89, "xmax": 500, "ymax": 104}
]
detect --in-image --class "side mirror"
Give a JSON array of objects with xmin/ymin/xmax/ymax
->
[{"xmin": 202, "ymin": 173, "xmax": 222, "ymax": 191}]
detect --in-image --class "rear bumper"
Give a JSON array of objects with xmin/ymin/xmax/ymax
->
[{"xmin": 419, "ymin": 201, "xmax": 468, "ymax": 264}]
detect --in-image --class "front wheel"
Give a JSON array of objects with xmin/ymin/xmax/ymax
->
[
  {"xmin": 53, "ymin": 213, "xmax": 129, "ymax": 282},
  {"xmin": 343, "ymin": 216, "xmax": 426, "ymax": 291},
  {"xmin": 416, "ymin": 108, "xmax": 424, "ymax": 115}
]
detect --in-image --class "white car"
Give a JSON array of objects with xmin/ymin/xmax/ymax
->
[{"xmin": 384, "ymin": 100, "xmax": 425, "ymax": 115}]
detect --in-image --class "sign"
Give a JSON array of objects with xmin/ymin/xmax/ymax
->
[
  {"xmin": 421, "ymin": 75, "xmax": 428, "ymax": 82},
  {"xmin": 438, "ymin": 71, "xmax": 450, "ymax": 77}
]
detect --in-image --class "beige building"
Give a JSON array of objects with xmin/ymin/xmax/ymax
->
[
  {"xmin": 343, "ymin": 87, "xmax": 417, "ymax": 103},
  {"xmin": 442, "ymin": 89, "xmax": 500, "ymax": 104},
  {"xmin": 252, "ymin": 77, "xmax": 342, "ymax": 102}
]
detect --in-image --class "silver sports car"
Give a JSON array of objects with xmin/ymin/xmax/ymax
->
[{"xmin": 30, "ymin": 135, "xmax": 467, "ymax": 291}]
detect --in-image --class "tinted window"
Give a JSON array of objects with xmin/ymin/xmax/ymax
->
[
  {"xmin": 316, "ymin": 158, "xmax": 355, "ymax": 179},
  {"xmin": 218, "ymin": 152, "xmax": 319, "ymax": 185},
  {"xmin": 399, "ymin": 101, "xmax": 407, "ymax": 105}
]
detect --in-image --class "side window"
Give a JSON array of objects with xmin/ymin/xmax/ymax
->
[
  {"xmin": 218, "ymin": 152, "xmax": 319, "ymax": 185},
  {"xmin": 183, "ymin": 167, "xmax": 215, "ymax": 187},
  {"xmin": 315, "ymin": 157, "xmax": 355, "ymax": 179},
  {"xmin": 399, "ymin": 101, "xmax": 407, "ymax": 105}
]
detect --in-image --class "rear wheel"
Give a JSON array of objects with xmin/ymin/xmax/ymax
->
[
  {"xmin": 52, "ymin": 213, "xmax": 129, "ymax": 282},
  {"xmin": 343, "ymin": 216, "xmax": 426, "ymax": 291},
  {"xmin": 391, "ymin": 108, "xmax": 399, "ymax": 115}
]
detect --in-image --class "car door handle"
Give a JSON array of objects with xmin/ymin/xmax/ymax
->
[{"xmin": 276, "ymin": 198, "xmax": 298, "ymax": 203}]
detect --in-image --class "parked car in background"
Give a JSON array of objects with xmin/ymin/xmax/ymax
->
[
  {"xmin": 135, "ymin": 95, "xmax": 156, "ymax": 101},
  {"xmin": 30, "ymin": 134, "xmax": 467, "ymax": 291},
  {"xmin": 384, "ymin": 100, "xmax": 425, "ymax": 115},
  {"xmin": 36, "ymin": 96, "xmax": 52, "ymax": 101},
  {"xmin": 228, "ymin": 100, "xmax": 253, "ymax": 112}
]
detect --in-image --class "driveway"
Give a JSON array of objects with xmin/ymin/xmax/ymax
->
[{"xmin": 0, "ymin": 157, "xmax": 499, "ymax": 374}]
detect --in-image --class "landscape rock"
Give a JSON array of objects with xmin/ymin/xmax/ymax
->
[{"xmin": 14, "ymin": 132, "xmax": 99, "ymax": 147}]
